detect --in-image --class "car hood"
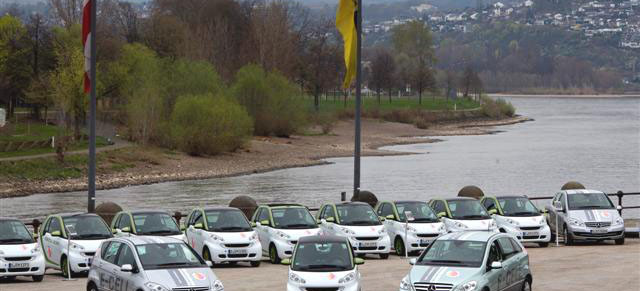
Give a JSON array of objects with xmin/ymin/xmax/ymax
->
[
  {"xmin": 0, "ymin": 242, "xmax": 39, "ymax": 257},
  {"xmin": 495, "ymin": 215, "xmax": 545, "ymax": 227},
  {"xmin": 444, "ymin": 218, "xmax": 495, "ymax": 231},
  {"xmin": 409, "ymin": 265, "xmax": 480, "ymax": 285},
  {"xmin": 145, "ymin": 267, "xmax": 217, "ymax": 288},
  {"xmin": 568, "ymin": 209, "xmax": 620, "ymax": 222},
  {"xmin": 340, "ymin": 225, "xmax": 384, "ymax": 236},
  {"xmin": 291, "ymin": 269, "xmax": 355, "ymax": 286},
  {"xmin": 69, "ymin": 239, "xmax": 104, "ymax": 252},
  {"xmin": 410, "ymin": 222, "xmax": 444, "ymax": 233},
  {"xmin": 278, "ymin": 228, "xmax": 321, "ymax": 240},
  {"xmin": 210, "ymin": 231, "xmax": 255, "ymax": 243}
]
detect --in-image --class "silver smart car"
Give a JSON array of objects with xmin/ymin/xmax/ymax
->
[
  {"xmin": 87, "ymin": 236, "xmax": 224, "ymax": 291},
  {"xmin": 546, "ymin": 189, "xmax": 625, "ymax": 245}
]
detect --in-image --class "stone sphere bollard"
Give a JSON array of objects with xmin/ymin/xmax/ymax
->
[
  {"xmin": 561, "ymin": 181, "xmax": 585, "ymax": 190},
  {"xmin": 95, "ymin": 202, "xmax": 123, "ymax": 226},
  {"xmin": 351, "ymin": 190, "xmax": 378, "ymax": 208},
  {"xmin": 229, "ymin": 195, "xmax": 258, "ymax": 220},
  {"xmin": 458, "ymin": 186, "xmax": 485, "ymax": 199}
]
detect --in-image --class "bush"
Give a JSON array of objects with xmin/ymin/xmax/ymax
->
[
  {"xmin": 481, "ymin": 97, "xmax": 515, "ymax": 118},
  {"xmin": 311, "ymin": 111, "xmax": 338, "ymax": 134},
  {"xmin": 231, "ymin": 64, "xmax": 306, "ymax": 136},
  {"xmin": 171, "ymin": 94, "xmax": 253, "ymax": 156}
]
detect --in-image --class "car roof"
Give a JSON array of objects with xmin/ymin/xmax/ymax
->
[
  {"xmin": 58, "ymin": 212, "xmax": 100, "ymax": 219},
  {"xmin": 564, "ymin": 189, "xmax": 605, "ymax": 195},
  {"xmin": 118, "ymin": 236, "xmax": 184, "ymax": 245},
  {"xmin": 298, "ymin": 235, "xmax": 348, "ymax": 244},
  {"xmin": 202, "ymin": 206, "xmax": 240, "ymax": 212},
  {"xmin": 127, "ymin": 210, "xmax": 171, "ymax": 215},
  {"xmin": 444, "ymin": 197, "xmax": 477, "ymax": 202},
  {"xmin": 334, "ymin": 201, "xmax": 369, "ymax": 206},
  {"xmin": 493, "ymin": 195, "xmax": 528, "ymax": 199},
  {"xmin": 438, "ymin": 231, "xmax": 501, "ymax": 242},
  {"xmin": 0, "ymin": 217, "xmax": 20, "ymax": 222},
  {"xmin": 266, "ymin": 203, "xmax": 305, "ymax": 208},
  {"xmin": 393, "ymin": 200, "xmax": 426, "ymax": 204}
]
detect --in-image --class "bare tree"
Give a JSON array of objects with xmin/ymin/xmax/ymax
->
[
  {"xmin": 49, "ymin": 0, "xmax": 83, "ymax": 26},
  {"xmin": 368, "ymin": 47, "xmax": 396, "ymax": 104},
  {"xmin": 445, "ymin": 70, "xmax": 457, "ymax": 101}
]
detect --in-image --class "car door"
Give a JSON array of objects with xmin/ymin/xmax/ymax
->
[
  {"xmin": 320, "ymin": 205, "xmax": 338, "ymax": 235},
  {"xmin": 113, "ymin": 243, "xmax": 141, "ymax": 291},
  {"xmin": 189, "ymin": 210, "xmax": 206, "ymax": 253},
  {"xmin": 482, "ymin": 198, "xmax": 499, "ymax": 215},
  {"xmin": 497, "ymin": 237, "xmax": 520, "ymax": 291},
  {"xmin": 98, "ymin": 241, "xmax": 122, "ymax": 291},
  {"xmin": 431, "ymin": 200, "xmax": 448, "ymax": 218},
  {"xmin": 484, "ymin": 239, "xmax": 504, "ymax": 291},
  {"xmin": 254, "ymin": 208, "xmax": 272, "ymax": 250},
  {"xmin": 117, "ymin": 214, "xmax": 134, "ymax": 236},
  {"xmin": 42, "ymin": 217, "xmax": 64, "ymax": 267}
]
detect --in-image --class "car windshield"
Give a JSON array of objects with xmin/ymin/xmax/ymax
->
[
  {"xmin": 292, "ymin": 242, "xmax": 353, "ymax": 272},
  {"xmin": 133, "ymin": 213, "xmax": 181, "ymax": 235},
  {"xmin": 567, "ymin": 193, "xmax": 614, "ymax": 210},
  {"xmin": 336, "ymin": 204, "xmax": 381, "ymax": 226},
  {"xmin": 498, "ymin": 197, "xmax": 541, "ymax": 216},
  {"xmin": 396, "ymin": 202, "xmax": 438, "ymax": 222},
  {"xmin": 136, "ymin": 243, "xmax": 205, "ymax": 270},
  {"xmin": 448, "ymin": 200, "xmax": 491, "ymax": 220},
  {"xmin": 0, "ymin": 220, "xmax": 34, "ymax": 244},
  {"xmin": 63, "ymin": 215, "xmax": 113, "ymax": 240},
  {"xmin": 272, "ymin": 207, "xmax": 318, "ymax": 229},
  {"xmin": 205, "ymin": 210, "xmax": 253, "ymax": 232},
  {"xmin": 418, "ymin": 240, "xmax": 487, "ymax": 267}
]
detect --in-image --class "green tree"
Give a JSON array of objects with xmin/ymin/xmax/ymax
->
[
  {"xmin": 0, "ymin": 15, "xmax": 31, "ymax": 117},
  {"xmin": 391, "ymin": 20, "xmax": 436, "ymax": 103},
  {"xmin": 164, "ymin": 59, "xmax": 224, "ymax": 111}
]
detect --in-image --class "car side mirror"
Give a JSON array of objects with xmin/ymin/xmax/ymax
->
[
  {"xmin": 120, "ymin": 264, "xmax": 134, "ymax": 272},
  {"xmin": 121, "ymin": 227, "xmax": 131, "ymax": 233},
  {"xmin": 378, "ymin": 216, "xmax": 386, "ymax": 221},
  {"xmin": 488, "ymin": 209, "xmax": 497, "ymax": 215},
  {"xmin": 51, "ymin": 231, "xmax": 61, "ymax": 237},
  {"xmin": 206, "ymin": 261, "xmax": 213, "ymax": 267},
  {"xmin": 180, "ymin": 225, "xmax": 186, "ymax": 231},
  {"xmin": 260, "ymin": 220, "xmax": 270, "ymax": 227},
  {"xmin": 385, "ymin": 215, "xmax": 395, "ymax": 221},
  {"xmin": 553, "ymin": 201, "xmax": 563, "ymax": 212},
  {"xmin": 251, "ymin": 222, "xmax": 257, "ymax": 227},
  {"xmin": 355, "ymin": 258, "xmax": 365, "ymax": 265},
  {"xmin": 194, "ymin": 223, "xmax": 204, "ymax": 229},
  {"xmin": 437, "ymin": 212, "xmax": 446, "ymax": 218},
  {"xmin": 540, "ymin": 209, "xmax": 548, "ymax": 214},
  {"xmin": 490, "ymin": 261, "xmax": 502, "ymax": 269},
  {"xmin": 281, "ymin": 258, "xmax": 291, "ymax": 265},
  {"xmin": 409, "ymin": 258, "xmax": 417, "ymax": 265},
  {"xmin": 616, "ymin": 205, "xmax": 622, "ymax": 211},
  {"xmin": 33, "ymin": 233, "xmax": 39, "ymax": 240},
  {"xmin": 326, "ymin": 217, "xmax": 335, "ymax": 223}
]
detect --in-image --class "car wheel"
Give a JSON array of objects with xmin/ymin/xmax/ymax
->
[
  {"xmin": 521, "ymin": 279, "xmax": 531, "ymax": 291},
  {"xmin": 564, "ymin": 225, "xmax": 573, "ymax": 246},
  {"xmin": 394, "ymin": 237, "xmax": 405, "ymax": 256},
  {"xmin": 615, "ymin": 237, "xmax": 625, "ymax": 245},
  {"xmin": 32, "ymin": 275, "xmax": 44, "ymax": 282},
  {"xmin": 379, "ymin": 253, "xmax": 389, "ymax": 260},
  {"xmin": 87, "ymin": 282, "xmax": 98, "ymax": 291},
  {"xmin": 538, "ymin": 242, "xmax": 549, "ymax": 248},
  {"xmin": 269, "ymin": 244, "xmax": 281, "ymax": 264},
  {"xmin": 250, "ymin": 261, "xmax": 261, "ymax": 267},
  {"xmin": 61, "ymin": 256, "xmax": 75, "ymax": 278},
  {"xmin": 202, "ymin": 247, "xmax": 212, "ymax": 263}
]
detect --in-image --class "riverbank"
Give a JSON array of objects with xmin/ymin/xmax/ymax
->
[
  {"xmin": 489, "ymin": 93, "xmax": 640, "ymax": 98},
  {"xmin": 0, "ymin": 115, "xmax": 530, "ymax": 198}
]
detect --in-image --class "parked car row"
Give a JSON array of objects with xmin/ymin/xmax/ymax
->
[{"xmin": 0, "ymin": 189, "xmax": 625, "ymax": 291}]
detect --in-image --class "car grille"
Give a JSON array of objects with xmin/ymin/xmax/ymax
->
[
  {"xmin": 290, "ymin": 240, "xmax": 298, "ymax": 245},
  {"xmin": 414, "ymin": 282, "xmax": 454, "ymax": 291},
  {"xmin": 416, "ymin": 233, "xmax": 439, "ymax": 238},
  {"xmin": 355, "ymin": 236, "xmax": 379, "ymax": 241},
  {"xmin": 4, "ymin": 257, "xmax": 32, "ymax": 261},
  {"xmin": 172, "ymin": 287, "xmax": 209, "ymax": 291},
  {"xmin": 84, "ymin": 252, "xmax": 96, "ymax": 257},
  {"xmin": 574, "ymin": 231, "xmax": 622, "ymax": 238},
  {"xmin": 520, "ymin": 226, "xmax": 541, "ymax": 230},
  {"xmin": 305, "ymin": 288, "xmax": 339, "ymax": 291},
  {"xmin": 585, "ymin": 222, "xmax": 611, "ymax": 228},
  {"xmin": 225, "ymin": 243, "xmax": 250, "ymax": 248}
]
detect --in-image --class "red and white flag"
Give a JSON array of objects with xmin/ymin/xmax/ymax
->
[{"xmin": 82, "ymin": 0, "xmax": 92, "ymax": 94}]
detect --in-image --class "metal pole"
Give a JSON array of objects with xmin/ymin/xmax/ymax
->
[
  {"xmin": 353, "ymin": 0, "xmax": 362, "ymax": 199},
  {"xmin": 88, "ymin": 0, "xmax": 97, "ymax": 213}
]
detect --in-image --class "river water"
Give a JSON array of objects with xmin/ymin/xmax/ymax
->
[{"xmin": 1, "ymin": 97, "xmax": 639, "ymax": 220}]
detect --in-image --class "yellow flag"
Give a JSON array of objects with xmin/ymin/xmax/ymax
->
[{"xmin": 336, "ymin": 0, "xmax": 357, "ymax": 89}]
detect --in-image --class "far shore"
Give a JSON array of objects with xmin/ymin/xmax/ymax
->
[
  {"xmin": 489, "ymin": 93, "xmax": 640, "ymax": 98},
  {"xmin": 0, "ymin": 115, "xmax": 531, "ymax": 198}
]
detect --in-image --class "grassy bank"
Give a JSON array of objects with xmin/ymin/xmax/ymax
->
[{"xmin": 308, "ymin": 96, "xmax": 480, "ymax": 112}]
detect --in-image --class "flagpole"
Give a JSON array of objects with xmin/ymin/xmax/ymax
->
[
  {"xmin": 353, "ymin": 0, "xmax": 362, "ymax": 199},
  {"xmin": 88, "ymin": 0, "xmax": 97, "ymax": 213}
]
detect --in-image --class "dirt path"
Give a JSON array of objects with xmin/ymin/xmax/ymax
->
[
  {"xmin": 2, "ymin": 239, "xmax": 638, "ymax": 291},
  {"xmin": 0, "ymin": 138, "xmax": 133, "ymax": 162}
]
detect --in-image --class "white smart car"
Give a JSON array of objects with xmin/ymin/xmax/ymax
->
[
  {"xmin": 87, "ymin": 236, "xmax": 224, "ymax": 291},
  {"xmin": 282, "ymin": 235, "xmax": 364, "ymax": 291},
  {"xmin": 429, "ymin": 198, "xmax": 499, "ymax": 232},
  {"xmin": 39, "ymin": 213, "xmax": 113, "ymax": 277},
  {"xmin": 481, "ymin": 195, "xmax": 551, "ymax": 247},
  {"xmin": 0, "ymin": 218, "xmax": 45, "ymax": 282},
  {"xmin": 317, "ymin": 202, "xmax": 391, "ymax": 259},
  {"xmin": 111, "ymin": 210, "xmax": 185, "ymax": 240},
  {"xmin": 184, "ymin": 207, "xmax": 262, "ymax": 267},
  {"xmin": 251, "ymin": 204, "xmax": 321, "ymax": 264},
  {"xmin": 375, "ymin": 201, "xmax": 447, "ymax": 256}
]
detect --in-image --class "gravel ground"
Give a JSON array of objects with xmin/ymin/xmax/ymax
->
[{"xmin": 2, "ymin": 238, "xmax": 638, "ymax": 291}]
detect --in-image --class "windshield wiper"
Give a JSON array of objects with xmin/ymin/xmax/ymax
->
[
  {"xmin": 73, "ymin": 233, "xmax": 110, "ymax": 239},
  {"xmin": 426, "ymin": 259, "xmax": 465, "ymax": 264},
  {"xmin": 0, "ymin": 238, "xmax": 32, "ymax": 243},
  {"xmin": 154, "ymin": 262, "xmax": 195, "ymax": 267},
  {"xmin": 413, "ymin": 218, "xmax": 438, "ymax": 222},
  {"xmin": 577, "ymin": 206, "xmax": 610, "ymax": 209},
  {"xmin": 461, "ymin": 215, "xmax": 489, "ymax": 219},
  {"xmin": 346, "ymin": 220, "xmax": 377, "ymax": 225},
  {"xmin": 283, "ymin": 223, "xmax": 315, "ymax": 229},
  {"xmin": 510, "ymin": 212, "xmax": 538, "ymax": 216},
  {"xmin": 144, "ymin": 230, "xmax": 179, "ymax": 235},
  {"xmin": 215, "ymin": 226, "xmax": 250, "ymax": 231},
  {"xmin": 306, "ymin": 264, "xmax": 347, "ymax": 270}
]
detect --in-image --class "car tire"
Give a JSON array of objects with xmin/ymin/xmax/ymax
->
[
  {"xmin": 269, "ymin": 244, "xmax": 281, "ymax": 264},
  {"xmin": 521, "ymin": 279, "xmax": 532, "ymax": 291},
  {"xmin": 538, "ymin": 242, "xmax": 549, "ymax": 248},
  {"xmin": 563, "ymin": 225, "xmax": 574, "ymax": 246},
  {"xmin": 379, "ymin": 253, "xmax": 389, "ymax": 260},
  {"xmin": 394, "ymin": 237, "xmax": 405, "ymax": 256},
  {"xmin": 87, "ymin": 282, "xmax": 98, "ymax": 291},
  {"xmin": 250, "ymin": 261, "xmax": 261, "ymax": 267},
  {"xmin": 615, "ymin": 237, "xmax": 625, "ymax": 245},
  {"xmin": 61, "ymin": 256, "xmax": 76, "ymax": 278},
  {"xmin": 32, "ymin": 275, "xmax": 44, "ymax": 282},
  {"xmin": 202, "ymin": 247, "xmax": 212, "ymax": 264}
]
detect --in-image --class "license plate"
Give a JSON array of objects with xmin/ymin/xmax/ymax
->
[
  {"xmin": 228, "ymin": 249, "xmax": 248, "ymax": 255},
  {"xmin": 359, "ymin": 242, "xmax": 376, "ymax": 248},
  {"xmin": 8, "ymin": 263, "xmax": 29, "ymax": 268},
  {"xmin": 591, "ymin": 229, "xmax": 607, "ymax": 234},
  {"xmin": 523, "ymin": 232, "xmax": 539, "ymax": 236},
  {"xmin": 419, "ymin": 239, "xmax": 431, "ymax": 245}
]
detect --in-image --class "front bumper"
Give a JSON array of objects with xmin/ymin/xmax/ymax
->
[
  {"xmin": 206, "ymin": 241, "xmax": 262, "ymax": 263},
  {"xmin": 569, "ymin": 225, "xmax": 625, "ymax": 240},
  {"xmin": 0, "ymin": 254, "xmax": 45, "ymax": 277},
  {"xmin": 287, "ymin": 281, "xmax": 360, "ymax": 291},
  {"xmin": 502, "ymin": 224, "xmax": 551, "ymax": 243},
  {"xmin": 69, "ymin": 251, "xmax": 95, "ymax": 273},
  {"xmin": 403, "ymin": 233, "xmax": 441, "ymax": 252},
  {"xmin": 273, "ymin": 239, "xmax": 298, "ymax": 259},
  {"xmin": 348, "ymin": 235, "xmax": 390, "ymax": 254}
]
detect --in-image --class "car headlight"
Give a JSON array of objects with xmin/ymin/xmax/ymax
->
[
  {"xmin": 289, "ymin": 272, "xmax": 306, "ymax": 284},
  {"xmin": 614, "ymin": 217, "xmax": 624, "ymax": 226},
  {"xmin": 504, "ymin": 218, "xmax": 519, "ymax": 226},
  {"xmin": 0, "ymin": 250, "xmax": 4, "ymax": 255},
  {"xmin": 338, "ymin": 271, "xmax": 357, "ymax": 284},
  {"xmin": 454, "ymin": 281, "xmax": 477, "ymax": 291},
  {"xmin": 567, "ymin": 217, "xmax": 585, "ymax": 227},
  {"xmin": 211, "ymin": 279, "xmax": 224, "ymax": 291},
  {"xmin": 340, "ymin": 227, "xmax": 356, "ymax": 235},
  {"xmin": 539, "ymin": 217, "xmax": 547, "ymax": 225},
  {"xmin": 249, "ymin": 233, "xmax": 259, "ymax": 241},
  {"xmin": 31, "ymin": 245, "xmax": 41, "ymax": 254},
  {"xmin": 489, "ymin": 220, "xmax": 498, "ymax": 228},
  {"xmin": 399, "ymin": 276, "xmax": 413, "ymax": 290},
  {"xmin": 378, "ymin": 226, "xmax": 388, "ymax": 234},
  {"xmin": 454, "ymin": 222, "xmax": 468, "ymax": 229},
  {"xmin": 145, "ymin": 282, "xmax": 170, "ymax": 291},
  {"xmin": 404, "ymin": 225, "xmax": 417, "ymax": 233},
  {"xmin": 273, "ymin": 230, "xmax": 291, "ymax": 240},
  {"xmin": 70, "ymin": 242, "xmax": 85, "ymax": 250},
  {"xmin": 209, "ymin": 234, "xmax": 225, "ymax": 242},
  {"xmin": 438, "ymin": 224, "xmax": 447, "ymax": 233}
]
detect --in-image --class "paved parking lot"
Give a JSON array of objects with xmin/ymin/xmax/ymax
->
[{"xmin": 2, "ymin": 239, "xmax": 639, "ymax": 291}]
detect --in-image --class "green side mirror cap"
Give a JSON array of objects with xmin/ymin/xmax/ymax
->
[
  {"xmin": 122, "ymin": 227, "xmax": 131, "ymax": 233},
  {"xmin": 51, "ymin": 231, "xmax": 61, "ymax": 237},
  {"xmin": 355, "ymin": 258, "xmax": 365, "ymax": 265},
  {"xmin": 386, "ymin": 215, "xmax": 395, "ymax": 220},
  {"xmin": 260, "ymin": 220, "xmax": 270, "ymax": 226},
  {"xmin": 251, "ymin": 222, "xmax": 257, "ymax": 227},
  {"xmin": 437, "ymin": 212, "xmax": 446, "ymax": 218},
  {"xmin": 326, "ymin": 217, "xmax": 335, "ymax": 223},
  {"xmin": 488, "ymin": 209, "xmax": 497, "ymax": 215},
  {"xmin": 194, "ymin": 223, "xmax": 204, "ymax": 229},
  {"xmin": 180, "ymin": 225, "xmax": 186, "ymax": 231},
  {"xmin": 281, "ymin": 258, "xmax": 291, "ymax": 265},
  {"xmin": 378, "ymin": 216, "xmax": 386, "ymax": 221}
]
